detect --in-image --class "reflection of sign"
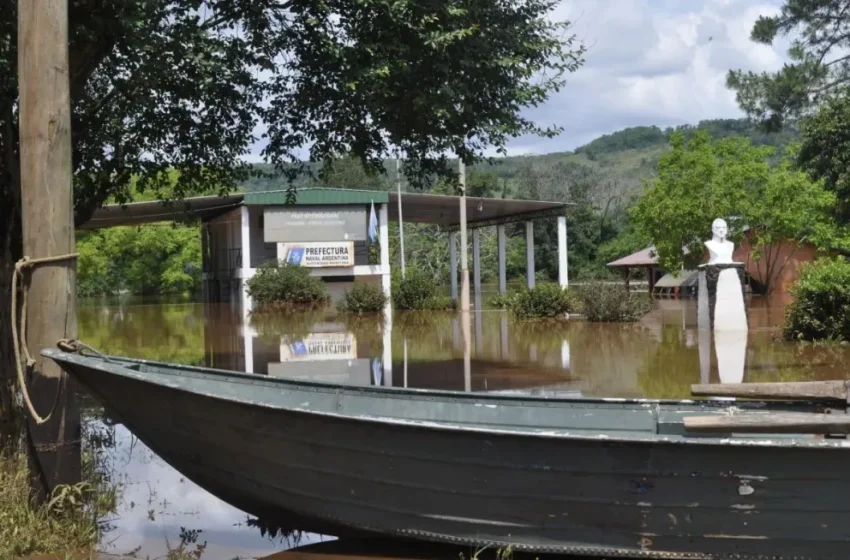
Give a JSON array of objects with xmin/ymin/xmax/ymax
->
[
  {"xmin": 264, "ymin": 205, "xmax": 367, "ymax": 242},
  {"xmin": 282, "ymin": 242, "xmax": 354, "ymax": 267},
  {"xmin": 280, "ymin": 332, "xmax": 357, "ymax": 361}
]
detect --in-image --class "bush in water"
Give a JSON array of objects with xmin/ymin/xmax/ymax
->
[
  {"xmin": 246, "ymin": 261, "xmax": 329, "ymax": 308},
  {"xmin": 577, "ymin": 282, "xmax": 650, "ymax": 322},
  {"xmin": 506, "ymin": 283, "xmax": 579, "ymax": 319},
  {"xmin": 784, "ymin": 257, "xmax": 850, "ymax": 342},
  {"xmin": 338, "ymin": 283, "xmax": 389, "ymax": 313},
  {"xmin": 392, "ymin": 268, "xmax": 455, "ymax": 310}
]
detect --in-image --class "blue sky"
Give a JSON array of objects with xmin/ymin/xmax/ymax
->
[{"xmin": 245, "ymin": 0, "xmax": 789, "ymax": 161}]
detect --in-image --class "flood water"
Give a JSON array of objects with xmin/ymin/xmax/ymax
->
[{"xmin": 76, "ymin": 294, "xmax": 850, "ymax": 558}]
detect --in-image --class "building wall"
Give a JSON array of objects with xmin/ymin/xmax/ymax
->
[
  {"xmin": 247, "ymin": 205, "xmax": 278, "ymax": 268},
  {"xmin": 732, "ymin": 235, "xmax": 820, "ymax": 294}
]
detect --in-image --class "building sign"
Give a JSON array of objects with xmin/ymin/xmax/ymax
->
[
  {"xmin": 264, "ymin": 205, "xmax": 367, "ymax": 242},
  {"xmin": 281, "ymin": 242, "xmax": 354, "ymax": 267},
  {"xmin": 279, "ymin": 332, "xmax": 357, "ymax": 361}
]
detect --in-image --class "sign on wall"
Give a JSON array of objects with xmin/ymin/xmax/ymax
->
[
  {"xmin": 264, "ymin": 205, "xmax": 367, "ymax": 242},
  {"xmin": 281, "ymin": 242, "xmax": 354, "ymax": 267},
  {"xmin": 279, "ymin": 332, "xmax": 357, "ymax": 361}
]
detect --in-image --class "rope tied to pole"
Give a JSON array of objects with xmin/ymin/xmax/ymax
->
[{"xmin": 11, "ymin": 252, "xmax": 78, "ymax": 425}]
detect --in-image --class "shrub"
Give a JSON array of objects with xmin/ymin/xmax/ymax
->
[
  {"xmin": 784, "ymin": 257, "xmax": 850, "ymax": 341},
  {"xmin": 422, "ymin": 295, "xmax": 456, "ymax": 310},
  {"xmin": 506, "ymin": 283, "xmax": 578, "ymax": 319},
  {"xmin": 245, "ymin": 261, "xmax": 329, "ymax": 308},
  {"xmin": 577, "ymin": 282, "xmax": 651, "ymax": 322},
  {"xmin": 392, "ymin": 268, "xmax": 452, "ymax": 310},
  {"xmin": 488, "ymin": 292, "xmax": 518, "ymax": 309},
  {"xmin": 338, "ymin": 283, "xmax": 389, "ymax": 313}
]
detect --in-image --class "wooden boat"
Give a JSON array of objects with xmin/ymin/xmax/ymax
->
[{"xmin": 44, "ymin": 348, "xmax": 850, "ymax": 559}]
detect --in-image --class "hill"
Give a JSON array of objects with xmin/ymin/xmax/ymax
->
[{"xmin": 239, "ymin": 118, "xmax": 800, "ymax": 202}]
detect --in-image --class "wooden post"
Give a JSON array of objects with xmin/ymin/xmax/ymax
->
[{"xmin": 18, "ymin": 0, "xmax": 80, "ymax": 494}]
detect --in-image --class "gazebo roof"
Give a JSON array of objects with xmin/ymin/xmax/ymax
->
[{"xmin": 607, "ymin": 246, "xmax": 659, "ymax": 268}]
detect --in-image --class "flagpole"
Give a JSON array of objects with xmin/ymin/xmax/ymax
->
[{"xmin": 396, "ymin": 156, "xmax": 406, "ymax": 279}]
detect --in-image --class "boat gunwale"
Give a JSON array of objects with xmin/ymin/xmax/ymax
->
[{"xmin": 42, "ymin": 349, "xmax": 850, "ymax": 451}]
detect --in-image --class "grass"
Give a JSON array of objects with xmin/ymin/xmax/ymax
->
[
  {"xmin": 0, "ymin": 452, "xmax": 116, "ymax": 558},
  {"xmin": 1, "ymin": 419, "xmax": 120, "ymax": 560}
]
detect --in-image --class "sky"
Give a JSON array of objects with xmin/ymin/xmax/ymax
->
[{"xmin": 245, "ymin": 0, "xmax": 790, "ymax": 161}]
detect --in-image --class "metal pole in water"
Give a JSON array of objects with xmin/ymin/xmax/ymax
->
[{"xmin": 396, "ymin": 156, "xmax": 406, "ymax": 279}]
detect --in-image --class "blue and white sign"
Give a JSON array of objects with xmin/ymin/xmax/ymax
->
[{"xmin": 280, "ymin": 242, "xmax": 354, "ymax": 267}]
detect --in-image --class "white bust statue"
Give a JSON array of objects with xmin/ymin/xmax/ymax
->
[{"xmin": 705, "ymin": 218, "xmax": 734, "ymax": 264}]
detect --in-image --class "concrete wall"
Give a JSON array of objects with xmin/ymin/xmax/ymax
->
[
  {"xmin": 732, "ymin": 235, "xmax": 820, "ymax": 294},
  {"xmin": 247, "ymin": 206, "xmax": 277, "ymax": 268}
]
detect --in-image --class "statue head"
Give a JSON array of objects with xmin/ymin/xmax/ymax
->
[{"xmin": 711, "ymin": 218, "xmax": 728, "ymax": 241}]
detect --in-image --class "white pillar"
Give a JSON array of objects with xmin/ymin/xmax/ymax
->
[
  {"xmin": 379, "ymin": 203, "xmax": 391, "ymax": 302},
  {"xmin": 243, "ymin": 327, "xmax": 255, "ymax": 374},
  {"xmin": 558, "ymin": 216, "xmax": 568, "ymax": 288},
  {"xmin": 382, "ymin": 312, "xmax": 393, "ymax": 387},
  {"xmin": 525, "ymin": 221, "xmax": 535, "ymax": 289},
  {"xmin": 472, "ymin": 228, "xmax": 481, "ymax": 296},
  {"xmin": 240, "ymin": 205, "xmax": 253, "ymax": 317},
  {"xmin": 561, "ymin": 340, "xmax": 570, "ymax": 370},
  {"xmin": 497, "ymin": 225, "xmax": 507, "ymax": 295},
  {"xmin": 241, "ymin": 205, "xmax": 252, "ymax": 271},
  {"xmin": 450, "ymin": 232, "xmax": 458, "ymax": 301}
]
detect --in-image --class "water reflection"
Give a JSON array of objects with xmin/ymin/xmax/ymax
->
[
  {"xmin": 75, "ymin": 295, "xmax": 850, "ymax": 557},
  {"xmin": 91, "ymin": 417, "xmax": 327, "ymax": 558}
]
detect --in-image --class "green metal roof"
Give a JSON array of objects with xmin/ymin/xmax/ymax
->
[{"xmin": 244, "ymin": 188, "xmax": 389, "ymax": 206}]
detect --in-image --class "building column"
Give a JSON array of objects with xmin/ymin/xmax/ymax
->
[
  {"xmin": 450, "ymin": 232, "xmax": 458, "ymax": 301},
  {"xmin": 472, "ymin": 228, "xmax": 481, "ymax": 297},
  {"xmin": 243, "ymin": 325, "xmax": 255, "ymax": 374},
  {"xmin": 558, "ymin": 216, "xmax": 568, "ymax": 288},
  {"xmin": 379, "ymin": 203, "xmax": 391, "ymax": 301},
  {"xmin": 497, "ymin": 225, "xmax": 507, "ymax": 295},
  {"xmin": 240, "ymin": 205, "xmax": 253, "ymax": 318},
  {"xmin": 525, "ymin": 221, "xmax": 535, "ymax": 289}
]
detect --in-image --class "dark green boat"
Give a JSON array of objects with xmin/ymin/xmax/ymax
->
[{"xmin": 44, "ymin": 348, "xmax": 850, "ymax": 559}]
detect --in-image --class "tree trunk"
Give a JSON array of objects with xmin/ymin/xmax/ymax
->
[
  {"xmin": 17, "ymin": 0, "xmax": 81, "ymax": 500},
  {"xmin": 0, "ymin": 198, "xmax": 23, "ymax": 449}
]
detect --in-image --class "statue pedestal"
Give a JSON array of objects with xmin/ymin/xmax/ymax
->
[
  {"xmin": 698, "ymin": 263, "xmax": 748, "ymax": 384},
  {"xmin": 697, "ymin": 263, "xmax": 747, "ymax": 331}
]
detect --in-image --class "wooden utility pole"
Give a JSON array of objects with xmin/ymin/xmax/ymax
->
[{"xmin": 18, "ymin": 0, "xmax": 80, "ymax": 494}]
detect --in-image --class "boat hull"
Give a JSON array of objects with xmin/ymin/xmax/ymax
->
[{"xmin": 51, "ymin": 353, "xmax": 850, "ymax": 559}]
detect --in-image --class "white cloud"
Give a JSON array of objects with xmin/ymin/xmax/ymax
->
[
  {"xmin": 502, "ymin": 0, "xmax": 789, "ymax": 154},
  {"xmin": 246, "ymin": 0, "xmax": 790, "ymax": 160}
]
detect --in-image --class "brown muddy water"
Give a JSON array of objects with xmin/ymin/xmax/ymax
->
[{"xmin": 75, "ymin": 294, "xmax": 850, "ymax": 558}]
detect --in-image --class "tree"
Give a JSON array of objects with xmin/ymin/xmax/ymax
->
[
  {"xmin": 631, "ymin": 130, "xmax": 842, "ymax": 293},
  {"xmin": 797, "ymin": 96, "xmax": 850, "ymax": 222},
  {"xmin": 0, "ymin": 1, "xmax": 585, "ymax": 437},
  {"xmin": 726, "ymin": 0, "xmax": 850, "ymax": 130}
]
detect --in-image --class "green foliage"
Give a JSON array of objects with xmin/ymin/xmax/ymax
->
[
  {"xmin": 505, "ymin": 283, "xmax": 578, "ymax": 319},
  {"xmin": 76, "ymin": 224, "xmax": 202, "ymax": 297},
  {"xmin": 798, "ymin": 96, "xmax": 850, "ymax": 222},
  {"xmin": 338, "ymin": 283, "xmax": 389, "ymax": 314},
  {"xmin": 0, "ymin": 447, "xmax": 117, "ymax": 558},
  {"xmin": 392, "ymin": 268, "xmax": 454, "ymax": 310},
  {"xmin": 631, "ymin": 130, "xmax": 843, "ymax": 292},
  {"xmin": 727, "ymin": 0, "xmax": 850, "ymax": 130},
  {"xmin": 245, "ymin": 262, "xmax": 329, "ymax": 308},
  {"xmin": 784, "ymin": 257, "xmax": 850, "ymax": 341},
  {"xmin": 576, "ymin": 283, "xmax": 651, "ymax": 322}
]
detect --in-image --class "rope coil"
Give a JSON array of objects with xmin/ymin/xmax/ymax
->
[{"xmin": 11, "ymin": 253, "xmax": 78, "ymax": 424}]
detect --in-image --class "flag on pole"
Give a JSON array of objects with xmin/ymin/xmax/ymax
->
[{"xmin": 368, "ymin": 200, "xmax": 378, "ymax": 242}]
